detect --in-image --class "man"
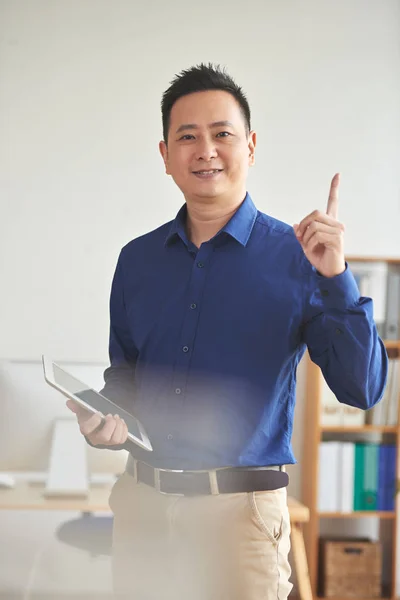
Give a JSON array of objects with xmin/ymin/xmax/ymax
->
[{"xmin": 67, "ymin": 63, "xmax": 387, "ymax": 599}]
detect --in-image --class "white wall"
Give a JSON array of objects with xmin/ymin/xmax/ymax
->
[
  {"xmin": 1, "ymin": 0, "xmax": 400, "ymax": 362},
  {"xmin": 1, "ymin": 0, "xmax": 400, "ymax": 596}
]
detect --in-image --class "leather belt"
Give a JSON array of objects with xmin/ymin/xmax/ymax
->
[{"xmin": 126, "ymin": 456, "xmax": 288, "ymax": 496}]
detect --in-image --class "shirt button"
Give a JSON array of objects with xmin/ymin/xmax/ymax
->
[
  {"xmin": 321, "ymin": 289, "xmax": 329, "ymax": 297},
  {"xmin": 190, "ymin": 303, "xmax": 197, "ymax": 309},
  {"xmin": 167, "ymin": 434, "xmax": 173, "ymax": 440},
  {"xmin": 335, "ymin": 328, "xmax": 343, "ymax": 335},
  {"xmin": 182, "ymin": 345, "xmax": 189, "ymax": 353},
  {"xmin": 197, "ymin": 262, "xmax": 204, "ymax": 268},
  {"xmin": 175, "ymin": 388, "xmax": 182, "ymax": 395}
]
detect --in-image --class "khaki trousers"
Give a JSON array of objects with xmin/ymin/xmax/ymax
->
[{"xmin": 109, "ymin": 469, "xmax": 293, "ymax": 600}]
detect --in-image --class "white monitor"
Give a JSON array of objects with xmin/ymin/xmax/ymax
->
[{"xmin": 0, "ymin": 359, "xmax": 129, "ymax": 475}]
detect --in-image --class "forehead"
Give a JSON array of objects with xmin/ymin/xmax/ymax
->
[{"xmin": 170, "ymin": 90, "xmax": 244, "ymax": 127}]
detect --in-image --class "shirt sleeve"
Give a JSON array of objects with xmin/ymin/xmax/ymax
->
[
  {"xmin": 300, "ymin": 258, "xmax": 388, "ymax": 410},
  {"xmin": 86, "ymin": 249, "xmax": 138, "ymax": 451}
]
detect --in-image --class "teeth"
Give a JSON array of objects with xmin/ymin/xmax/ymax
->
[{"xmin": 196, "ymin": 170, "xmax": 220, "ymax": 174}]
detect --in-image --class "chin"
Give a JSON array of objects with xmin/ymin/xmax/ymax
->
[
  {"xmin": 194, "ymin": 190, "xmax": 223, "ymax": 199},
  {"xmin": 189, "ymin": 183, "xmax": 228, "ymax": 200}
]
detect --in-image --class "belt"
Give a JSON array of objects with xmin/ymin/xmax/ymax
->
[{"xmin": 126, "ymin": 456, "xmax": 288, "ymax": 496}]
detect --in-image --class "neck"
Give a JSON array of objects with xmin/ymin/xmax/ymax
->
[{"xmin": 185, "ymin": 192, "xmax": 246, "ymax": 248}]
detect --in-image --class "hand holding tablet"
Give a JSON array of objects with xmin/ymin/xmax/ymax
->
[
  {"xmin": 65, "ymin": 399, "xmax": 129, "ymax": 447},
  {"xmin": 42, "ymin": 355, "xmax": 152, "ymax": 451}
]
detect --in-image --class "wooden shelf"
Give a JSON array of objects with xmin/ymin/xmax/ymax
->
[
  {"xmin": 345, "ymin": 255, "xmax": 400, "ymax": 264},
  {"xmin": 302, "ymin": 277, "xmax": 400, "ymax": 599},
  {"xmin": 317, "ymin": 597, "xmax": 393, "ymax": 600},
  {"xmin": 318, "ymin": 511, "xmax": 395, "ymax": 519},
  {"xmin": 383, "ymin": 340, "xmax": 400, "ymax": 348},
  {"xmin": 320, "ymin": 425, "xmax": 398, "ymax": 434}
]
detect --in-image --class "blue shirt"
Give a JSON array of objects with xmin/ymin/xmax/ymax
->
[{"xmin": 100, "ymin": 193, "xmax": 388, "ymax": 469}]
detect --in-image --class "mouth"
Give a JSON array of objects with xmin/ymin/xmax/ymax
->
[{"xmin": 192, "ymin": 169, "xmax": 224, "ymax": 179}]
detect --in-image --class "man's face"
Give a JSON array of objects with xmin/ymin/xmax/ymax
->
[{"xmin": 159, "ymin": 90, "xmax": 256, "ymax": 204}]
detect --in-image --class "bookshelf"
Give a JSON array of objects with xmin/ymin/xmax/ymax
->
[{"xmin": 302, "ymin": 256, "xmax": 400, "ymax": 600}]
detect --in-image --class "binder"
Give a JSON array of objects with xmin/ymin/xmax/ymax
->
[
  {"xmin": 362, "ymin": 443, "xmax": 378, "ymax": 511},
  {"xmin": 384, "ymin": 270, "xmax": 400, "ymax": 339},
  {"xmin": 340, "ymin": 442, "xmax": 355, "ymax": 513},
  {"xmin": 348, "ymin": 261, "xmax": 388, "ymax": 336},
  {"xmin": 318, "ymin": 442, "xmax": 341, "ymax": 512}
]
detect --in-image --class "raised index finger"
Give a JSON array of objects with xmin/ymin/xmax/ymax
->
[{"xmin": 327, "ymin": 173, "xmax": 340, "ymax": 219}]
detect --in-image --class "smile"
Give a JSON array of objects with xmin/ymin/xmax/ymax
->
[{"xmin": 192, "ymin": 169, "xmax": 223, "ymax": 178}]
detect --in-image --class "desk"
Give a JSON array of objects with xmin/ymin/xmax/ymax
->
[{"xmin": 0, "ymin": 481, "xmax": 313, "ymax": 600}]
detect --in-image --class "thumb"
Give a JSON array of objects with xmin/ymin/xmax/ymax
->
[
  {"xmin": 66, "ymin": 399, "xmax": 79, "ymax": 414},
  {"xmin": 66, "ymin": 399, "xmax": 94, "ymax": 420}
]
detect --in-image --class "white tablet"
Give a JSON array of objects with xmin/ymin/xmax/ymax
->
[{"xmin": 42, "ymin": 355, "xmax": 152, "ymax": 452}]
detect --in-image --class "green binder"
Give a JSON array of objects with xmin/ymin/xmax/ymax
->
[
  {"xmin": 353, "ymin": 443, "xmax": 364, "ymax": 511},
  {"xmin": 362, "ymin": 442, "xmax": 378, "ymax": 511}
]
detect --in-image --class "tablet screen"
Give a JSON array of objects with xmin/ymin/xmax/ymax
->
[{"xmin": 53, "ymin": 364, "xmax": 144, "ymax": 441}]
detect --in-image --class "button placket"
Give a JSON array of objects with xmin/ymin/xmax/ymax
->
[{"xmin": 171, "ymin": 245, "xmax": 213, "ymax": 397}]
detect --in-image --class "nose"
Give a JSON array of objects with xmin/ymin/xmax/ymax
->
[{"xmin": 195, "ymin": 138, "xmax": 218, "ymax": 162}]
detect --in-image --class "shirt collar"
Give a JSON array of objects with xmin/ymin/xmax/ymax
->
[
  {"xmin": 165, "ymin": 192, "xmax": 258, "ymax": 248},
  {"xmin": 164, "ymin": 204, "xmax": 190, "ymax": 247},
  {"xmin": 221, "ymin": 192, "xmax": 258, "ymax": 246}
]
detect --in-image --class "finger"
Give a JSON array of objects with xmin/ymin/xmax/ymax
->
[
  {"xmin": 120, "ymin": 420, "xmax": 129, "ymax": 444},
  {"xmin": 110, "ymin": 415, "xmax": 129, "ymax": 445},
  {"xmin": 79, "ymin": 412, "xmax": 104, "ymax": 437},
  {"xmin": 90, "ymin": 414, "xmax": 118, "ymax": 445},
  {"xmin": 108, "ymin": 415, "xmax": 123, "ymax": 445},
  {"xmin": 301, "ymin": 221, "xmax": 339, "ymax": 247},
  {"xmin": 303, "ymin": 230, "xmax": 338, "ymax": 254},
  {"xmin": 116, "ymin": 417, "xmax": 129, "ymax": 445},
  {"xmin": 66, "ymin": 399, "xmax": 95, "ymax": 420},
  {"xmin": 296, "ymin": 210, "xmax": 341, "ymax": 238},
  {"xmin": 326, "ymin": 172, "xmax": 340, "ymax": 219},
  {"xmin": 66, "ymin": 399, "xmax": 79, "ymax": 413}
]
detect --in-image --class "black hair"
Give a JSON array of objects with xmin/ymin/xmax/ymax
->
[{"xmin": 161, "ymin": 62, "xmax": 251, "ymax": 143}]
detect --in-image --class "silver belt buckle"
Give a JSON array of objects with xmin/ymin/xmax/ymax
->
[
  {"xmin": 154, "ymin": 468, "xmax": 161, "ymax": 492},
  {"xmin": 156, "ymin": 467, "xmax": 219, "ymax": 496},
  {"xmin": 158, "ymin": 467, "xmax": 185, "ymax": 496},
  {"xmin": 131, "ymin": 458, "xmax": 138, "ymax": 483},
  {"xmin": 209, "ymin": 470, "xmax": 219, "ymax": 495}
]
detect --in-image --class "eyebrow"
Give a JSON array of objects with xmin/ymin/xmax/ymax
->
[{"xmin": 175, "ymin": 120, "xmax": 235, "ymax": 134}]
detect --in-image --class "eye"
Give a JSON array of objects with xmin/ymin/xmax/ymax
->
[
  {"xmin": 216, "ymin": 131, "xmax": 231, "ymax": 138},
  {"xmin": 179, "ymin": 134, "xmax": 195, "ymax": 141}
]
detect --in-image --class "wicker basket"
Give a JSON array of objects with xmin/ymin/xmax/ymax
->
[{"xmin": 319, "ymin": 538, "xmax": 382, "ymax": 598}]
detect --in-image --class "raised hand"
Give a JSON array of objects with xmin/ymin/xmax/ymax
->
[{"xmin": 293, "ymin": 173, "xmax": 346, "ymax": 278}]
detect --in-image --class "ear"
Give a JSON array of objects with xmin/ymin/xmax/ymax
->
[
  {"xmin": 248, "ymin": 130, "xmax": 256, "ymax": 167},
  {"xmin": 159, "ymin": 140, "xmax": 170, "ymax": 175}
]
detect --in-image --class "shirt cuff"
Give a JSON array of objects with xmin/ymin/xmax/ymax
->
[{"xmin": 315, "ymin": 262, "xmax": 360, "ymax": 309}]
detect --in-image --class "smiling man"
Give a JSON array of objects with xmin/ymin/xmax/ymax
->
[
  {"xmin": 158, "ymin": 89, "xmax": 256, "ymax": 251},
  {"xmin": 68, "ymin": 63, "xmax": 388, "ymax": 599}
]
